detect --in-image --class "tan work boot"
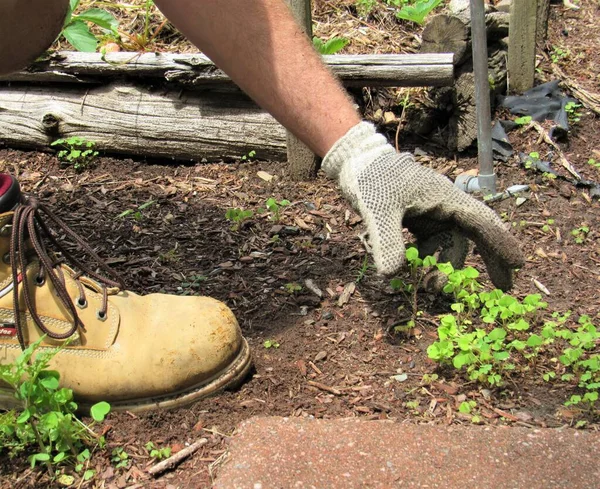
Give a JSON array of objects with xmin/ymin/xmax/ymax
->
[{"xmin": 0, "ymin": 174, "xmax": 252, "ymax": 412}]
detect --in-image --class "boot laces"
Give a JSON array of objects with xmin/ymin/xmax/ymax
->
[{"xmin": 9, "ymin": 194, "xmax": 125, "ymax": 349}]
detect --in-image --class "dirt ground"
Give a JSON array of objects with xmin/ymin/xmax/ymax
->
[{"xmin": 1, "ymin": 1, "xmax": 600, "ymax": 488}]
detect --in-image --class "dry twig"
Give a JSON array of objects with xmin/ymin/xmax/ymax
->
[
  {"xmin": 528, "ymin": 121, "xmax": 581, "ymax": 180},
  {"xmin": 147, "ymin": 438, "xmax": 208, "ymax": 477}
]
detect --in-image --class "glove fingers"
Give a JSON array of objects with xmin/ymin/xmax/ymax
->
[
  {"xmin": 442, "ymin": 196, "xmax": 525, "ymax": 271},
  {"xmin": 474, "ymin": 242, "xmax": 515, "ymax": 291},
  {"xmin": 362, "ymin": 209, "xmax": 406, "ymax": 276}
]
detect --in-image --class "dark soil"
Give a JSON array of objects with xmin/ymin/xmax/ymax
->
[{"xmin": 2, "ymin": 1, "xmax": 600, "ymax": 488}]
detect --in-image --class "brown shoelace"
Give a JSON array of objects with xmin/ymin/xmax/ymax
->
[{"xmin": 10, "ymin": 195, "xmax": 125, "ymax": 349}]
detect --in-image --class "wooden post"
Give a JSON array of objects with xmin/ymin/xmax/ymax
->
[
  {"xmin": 285, "ymin": 0, "xmax": 320, "ymax": 180},
  {"xmin": 536, "ymin": 0, "xmax": 551, "ymax": 45},
  {"xmin": 507, "ymin": 0, "xmax": 537, "ymax": 93}
]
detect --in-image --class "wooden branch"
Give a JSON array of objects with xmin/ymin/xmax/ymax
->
[
  {"xmin": 0, "ymin": 52, "xmax": 455, "ymax": 88},
  {"xmin": 147, "ymin": 438, "xmax": 208, "ymax": 476},
  {"xmin": 0, "ymin": 84, "xmax": 287, "ymax": 161}
]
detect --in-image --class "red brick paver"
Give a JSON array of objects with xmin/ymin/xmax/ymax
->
[{"xmin": 214, "ymin": 416, "xmax": 599, "ymax": 489}]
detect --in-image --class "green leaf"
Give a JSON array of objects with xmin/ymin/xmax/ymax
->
[
  {"xmin": 487, "ymin": 328, "xmax": 507, "ymax": 342},
  {"xmin": 322, "ymin": 38, "xmax": 348, "ymax": 55},
  {"xmin": 458, "ymin": 401, "xmax": 472, "ymax": 414},
  {"xmin": 62, "ymin": 21, "xmax": 98, "ymax": 52},
  {"xmin": 90, "ymin": 401, "xmax": 111, "ymax": 422},
  {"xmin": 40, "ymin": 376, "xmax": 60, "ymax": 391},
  {"xmin": 462, "ymin": 267, "xmax": 480, "ymax": 279},
  {"xmin": 453, "ymin": 351, "xmax": 475, "ymax": 369},
  {"xmin": 76, "ymin": 8, "xmax": 119, "ymax": 31},
  {"xmin": 405, "ymin": 247, "xmax": 419, "ymax": 263},
  {"xmin": 17, "ymin": 409, "xmax": 31, "ymax": 424},
  {"xmin": 526, "ymin": 334, "xmax": 543, "ymax": 348},
  {"xmin": 30, "ymin": 452, "xmax": 50, "ymax": 468},
  {"xmin": 493, "ymin": 351, "xmax": 510, "ymax": 361},
  {"xmin": 53, "ymin": 451, "xmax": 67, "ymax": 463}
]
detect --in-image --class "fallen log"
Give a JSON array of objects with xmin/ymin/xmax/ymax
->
[
  {"xmin": 0, "ymin": 51, "xmax": 455, "ymax": 162},
  {"xmin": 0, "ymin": 84, "xmax": 287, "ymax": 161},
  {"xmin": 0, "ymin": 51, "xmax": 455, "ymax": 88}
]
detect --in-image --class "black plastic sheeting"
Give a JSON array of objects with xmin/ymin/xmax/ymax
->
[{"xmin": 499, "ymin": 80, "xmax": 578, "ymax": 138}]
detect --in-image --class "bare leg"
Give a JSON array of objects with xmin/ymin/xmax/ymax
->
[{"xmin": 153, "ymin": 0, "xmax": 360, "ymax": 157}]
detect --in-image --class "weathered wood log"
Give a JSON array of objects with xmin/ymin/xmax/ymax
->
[
  {"xmin": 414, "ymin": 42, "xmax": 508, "ymax": 151},
  {"xmin": 0, "ymin": 84, "xmax": 287, "ymax": 161},
  {"xmin": 0, "ymin": 52, "xmax": 454, "ymax": 88},
  {"xmin": 421, "ymin": 1, "xmax": 509, "ymax": 66},
  {"xmin": 447, "ymin": 43, "xmax": 508, "ymax": 151},
  {"xmin": 421, "ymin": 15, "xmax": 469, "ymax": 65}
]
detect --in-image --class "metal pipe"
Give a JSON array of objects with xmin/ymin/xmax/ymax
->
[{"xmin": 470, "ymin": 0, "xmax": 496, "ymax": 195}]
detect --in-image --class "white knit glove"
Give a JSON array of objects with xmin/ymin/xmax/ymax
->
[{"xmin": 322, "ymin": 122, "xmax": 524, "ymax": 290}]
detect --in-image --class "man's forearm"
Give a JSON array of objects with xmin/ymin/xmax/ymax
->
[{"xmin": 153, "ymin": 0, "xmax": 360, "ymax": 157}]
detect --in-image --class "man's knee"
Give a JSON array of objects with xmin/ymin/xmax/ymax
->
[{"xmin": 0, "ymin": 0, "xmax": 69, "ymax": 75}]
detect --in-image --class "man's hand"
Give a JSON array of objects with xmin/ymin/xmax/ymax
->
[
  {"xmin": 322, "ymin": 122, "xmax": 524, "ymax": 291},
  {"xmin": 0, "ymin": 0, "xmax": 69, "ymax": 76}
]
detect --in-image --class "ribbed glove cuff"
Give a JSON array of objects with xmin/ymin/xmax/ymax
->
[{"xmin": 321, "ymin": 122, "xmax": 395, "ymax": 180}]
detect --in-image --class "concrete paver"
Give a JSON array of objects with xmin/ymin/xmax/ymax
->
[{"xmin": 214, "ymin": 416, "xmax": 599, "ymax": 489}]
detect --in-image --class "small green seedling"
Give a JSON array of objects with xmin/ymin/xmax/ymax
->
[
  {"xmin": 542, "ymin": 218, "xmax": 555, "ymax": 233},
  {"xmin": 571, "ymin": 226, "xmax": 589, "ymax": 244},
  {"xmin": 117, "ymin": 200, "xmax": 156, "ymax": 221},
  {"xmin": 263, "ymin": 339, "xmax": 280, "ymax": 349},
  {"xmin": 565, "ymin": 102, "xmax": 582, "ymax": 125},
  {"xmin": 355, "ymin": 255, "xmax": 371, "ymax": 284},
  {"xmin": 551, "ymin": 45, "xmax": 570, "ymax": 63},
  {"xmin": 523, "ymin": 151, "xmax": 540, "ymax": 170},
  {"xmin": 145, "ymin": 442, "xmax": 172, "ymax": 460},
  {"xmin": 179, "ymin": 274, "xmax": 208, "ymax": 295},
  {"xmin": 225, "ymin": 208, "xmax": 254, "ymax": 231},
  {"xmin": 284, "ymin": 282, "xmax": 302, "ymax": 294},
  {"xmin": 313, "ymin": 36, "xmax": 349, "ymax": 55},
  {"xmin": 587, "ymin": 158, "xmax": 600, "ymax": 169},
  {"xmin": 355, "ymin": 0, "xmax": 377, "ymax": 17},
  {"xmin": 51, "ymin": 137, "xmax": 99, "ymax": 172},
  {"xmin": 514, "ymin": 115, "xmax": 533, "ymax": 126},
  {"xmin": 240, "ymin": 150, "xmax": 256, "ymax": 161},
  {"xmin": 111, "ymin": 446, "xmax": 130, "ymax": 469},
  {"xmin": 265, "ymin": 198, "xmax": 290, "ymax": 222}
]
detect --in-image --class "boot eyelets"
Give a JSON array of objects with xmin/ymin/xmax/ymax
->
[
  {"xmin": 76, "ymin": 297, "xmax": 87, "ymax": 309},
  {"xmin": 2, "ymin": 253, "xmax": 10, "ymax": 264},
  {"xmin": 35, "ymin": 276, "xmax": 45, "ymax": 286},
  {"xmin": 0, "ymin": 225, "xmax": 11, "ymax": 237},
  {"xmin": 96, "ymin": 310, "xmax": 107, "ymax": 321}
]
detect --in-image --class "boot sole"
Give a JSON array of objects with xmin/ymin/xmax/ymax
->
[{"xmin": 80, "ymin": 337, "xmax": 253, "ymax": 414}]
